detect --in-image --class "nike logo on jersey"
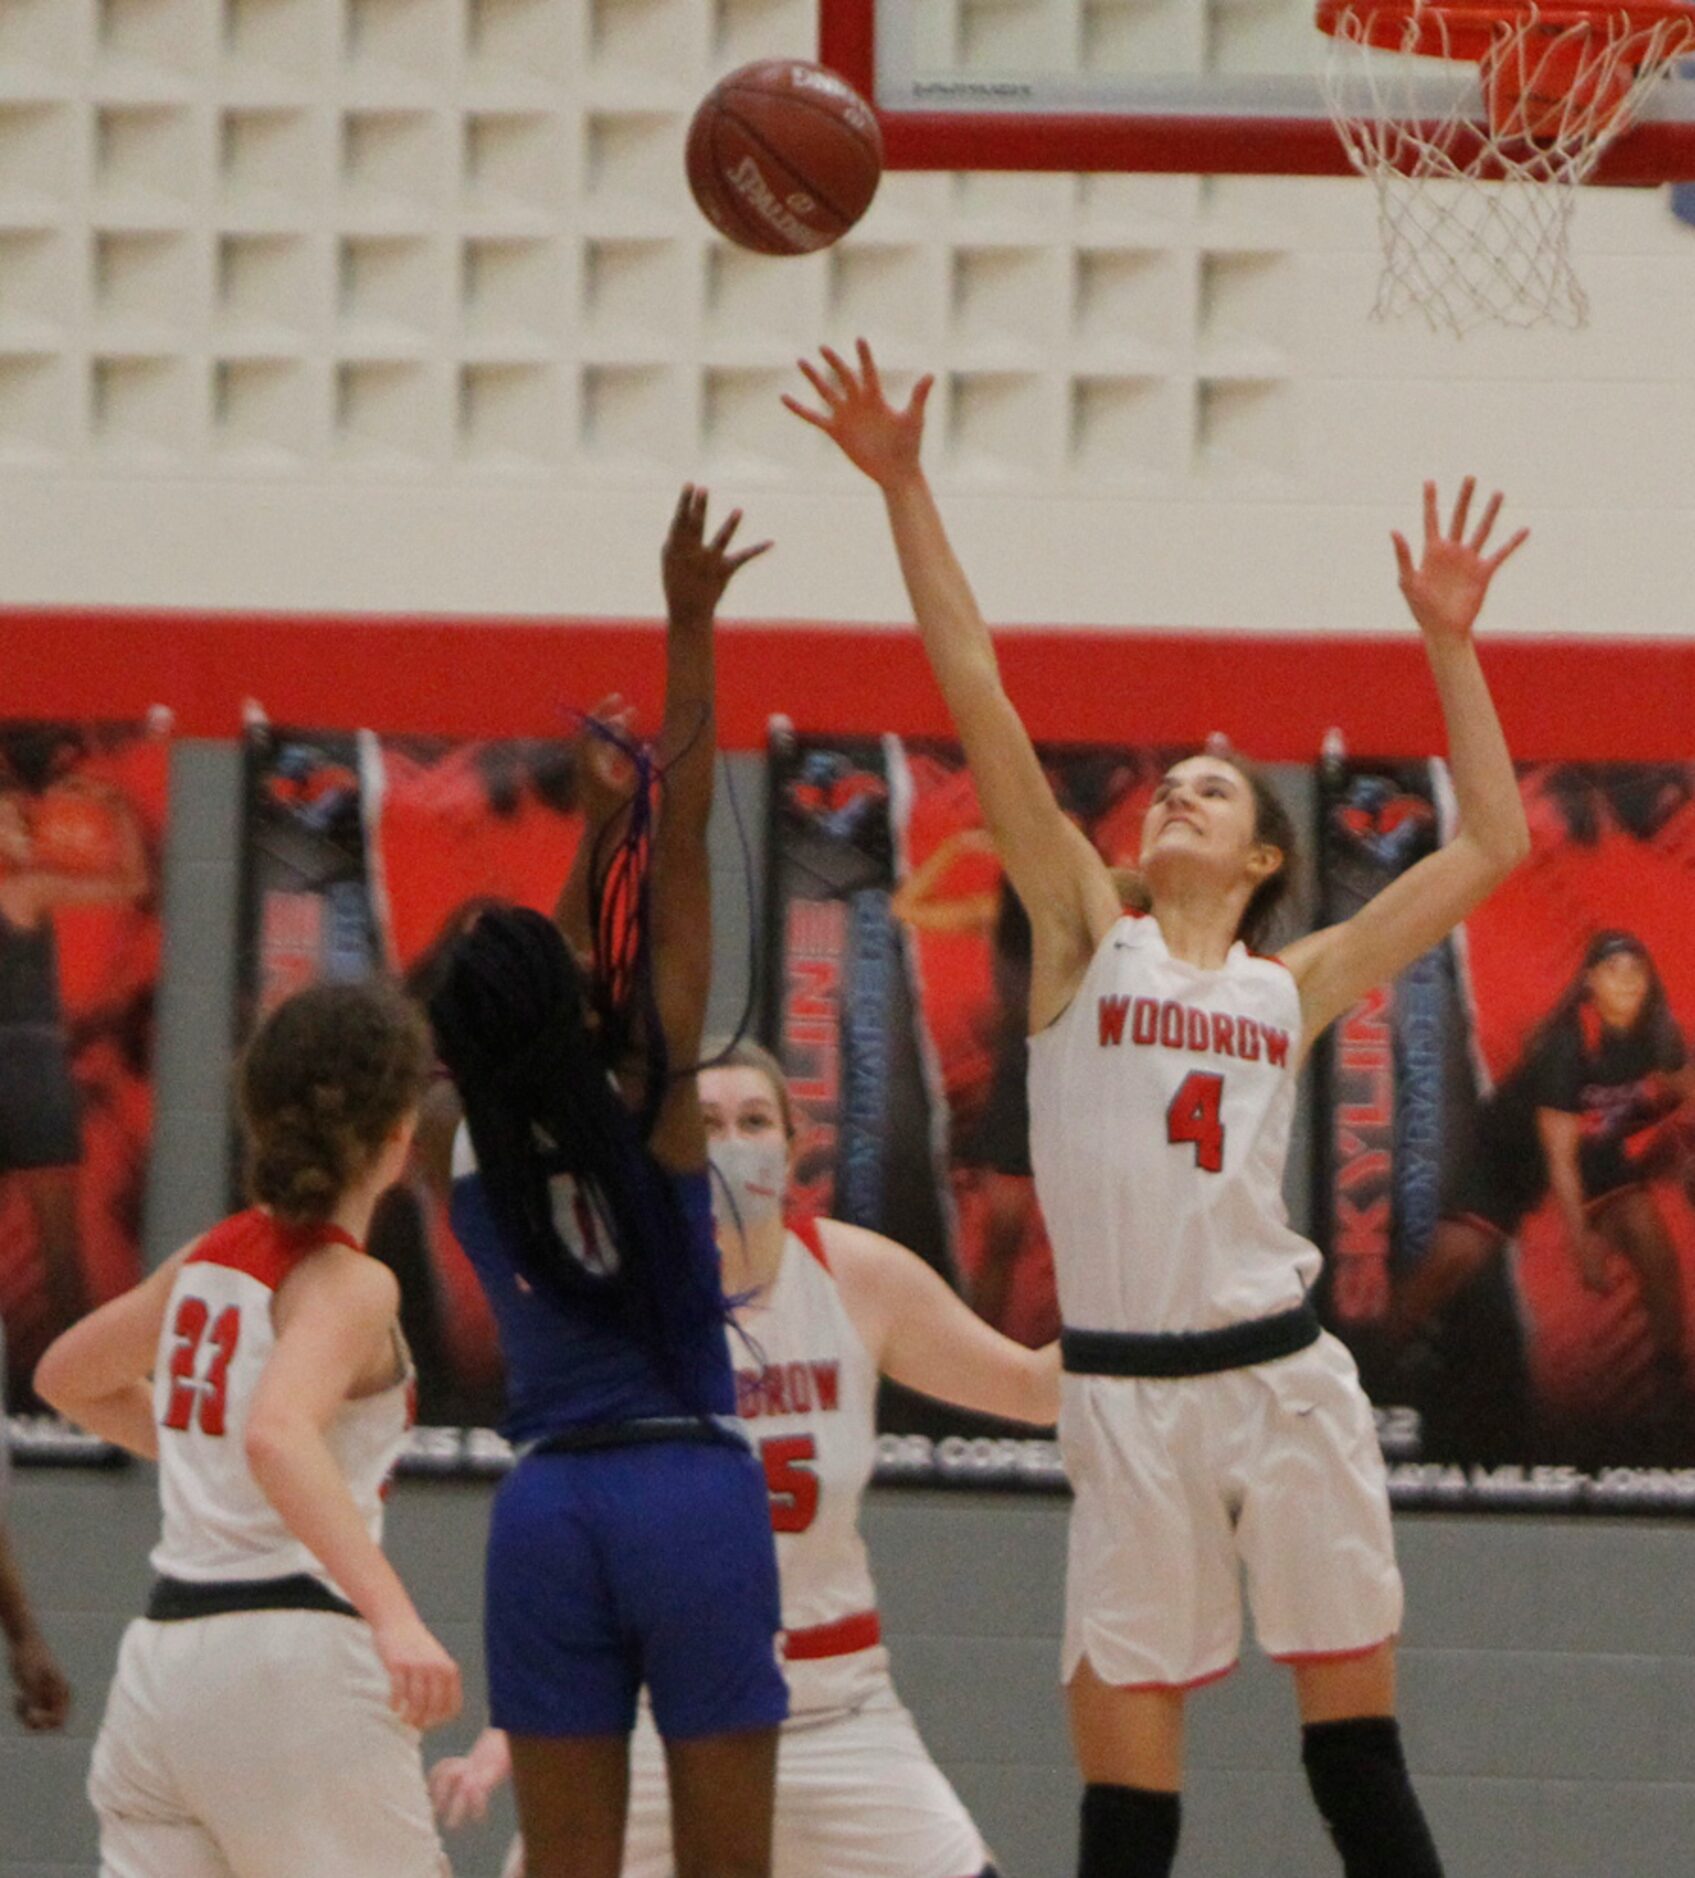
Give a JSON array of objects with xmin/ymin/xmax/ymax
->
[{"xmin": 1098, "ymin": 994, "xmax": 1291, "ymax": 1068}]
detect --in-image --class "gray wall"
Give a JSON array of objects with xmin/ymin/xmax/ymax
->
[{"xmin": 7, "ymin": 740, "xmax": 1695, "ymax": 1875}]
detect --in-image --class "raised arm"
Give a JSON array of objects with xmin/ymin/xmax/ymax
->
[
  {"xmin": 1282, "ymin": 479, "xmax": 1531, "ymax": 1051},
  {"xmin": 786, "ymin": 342, "xmax": 1119, "ymax": 1028},
  {"xmin": 645, "ymin": 486, "xmax": 769, "ymax": 1172}
]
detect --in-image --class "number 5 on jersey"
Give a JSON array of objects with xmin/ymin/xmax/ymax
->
[
  {"xmin": 760, "ymin": 1434, "xmax": 820, "ymax": 1533},
  {"xmin": 1167, "ymin": 1070, "xmax": 1226, "ymax": 1173}
]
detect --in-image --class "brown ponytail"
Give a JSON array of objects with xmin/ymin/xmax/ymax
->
[{"xmin": 240, "ymin": 980, "xmax": 432, "ymax": 1226}]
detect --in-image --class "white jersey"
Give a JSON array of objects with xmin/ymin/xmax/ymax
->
[
  {"xmin": 151, "ymin": 1209, "xmax": 412, "ymax": 1591},
  {"xmin": 1029, "ymin": 913, "xmax": 1320, "ymax": 1333},
  {"xmin": 732, "ymin": 1218, "xmax": 884, "ymax": 1717}
]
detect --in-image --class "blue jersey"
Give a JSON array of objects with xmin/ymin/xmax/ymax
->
[{"xmin": 451, "ymin": 1154, "xmax": 736, "ymax": 1442}]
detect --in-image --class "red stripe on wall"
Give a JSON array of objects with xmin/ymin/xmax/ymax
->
[{"xmin": 2, "ymin": 608, "xmax": 1690, "ymax": 759}]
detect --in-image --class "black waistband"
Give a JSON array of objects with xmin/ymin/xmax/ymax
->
[
  {"xmin": 1061, "ymin": 1301, "xmax": 1321, "ymax": 1379},
  {"xmin": 524, "ymin": 1415, "xmax": 743, "ymax": 1458},
  {"xmin": 146, "ymin": 1573, "xmax": 359, "ymax": 1623}
]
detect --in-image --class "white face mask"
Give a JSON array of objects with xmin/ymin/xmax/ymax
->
[{"xmin": 708, "ymin": 1135, "xmax": 788, "ymax": 1237}]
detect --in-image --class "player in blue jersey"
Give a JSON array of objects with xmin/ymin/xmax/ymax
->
[{"xmin": 428, "ymin": 487, "xmax": 784, "ymax": 1878}]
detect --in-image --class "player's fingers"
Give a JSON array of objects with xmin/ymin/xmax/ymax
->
[
  {"xmin": 725, "ymin": 539, "xmax": 774, "ymax": 572},
  {"xmin": 1390, "ymin": 531, "xmax": 1414, "ymax": 584},
  {"xmin": 668, "ymin": 482, "xmax": 694, "ymax": 541},
  {"xmin": 709, "ymin": 507, "xmax": 743, "ymax": 554},
  {"xmin": 689, "ymin": 484, "xmax": 709, "ymax": 537},
  {"xmin": 795, "ymin": 358, "xmax": 839, "ymax": 407},
  {"xmin": 819, "ymin": 344, "xmax": 855, "ymax": 395},
  {"xmin": 1484, "ymin": 526, "xmax": 1529, "ymax": 573},
  {"xmin": 1449, "ymin": 474, "xmax": 1475, "ymax": 541},
  {"xmin": 781, "ymin": 394, "xmax": 832, "ymax": 432},
  {"xmin": 906, "ymin": 373, "xmax": 935, "ymax": 422},
  {"xmin": 1468, "ymin": 489, "xmax": 1502, "ymax": 552},
  {"xmin": 1421, "ymin": 479, "xmax": 1439, "ymax": 545},
  {"xmin": 856, "ymin": 336, "xmax": 882, "ymax": 398}
]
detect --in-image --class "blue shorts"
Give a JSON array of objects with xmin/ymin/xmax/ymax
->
[{"xmin": 485, "ymin": 1436, "xmax": 787, "ymax": 1741}]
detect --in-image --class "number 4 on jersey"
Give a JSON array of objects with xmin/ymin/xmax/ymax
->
[{"xmin": 1166, "ymin": 1070, "xmax": 1226, "ymax": 1173}]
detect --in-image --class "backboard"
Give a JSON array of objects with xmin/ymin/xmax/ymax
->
[{"xmin": 821, "ymin": 0, "xmax": 1695, "ymax": 180}]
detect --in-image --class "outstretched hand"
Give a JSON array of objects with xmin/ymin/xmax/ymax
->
[
  {"xmin": 783, "ymin": 339, "xmax": 933, "ymax": 488},
  {"xmin": 1393, "ymin": 478, "xmax": 1527, "ymax": 644},
  {"xmin": 661, "ymin": 484, "xmax": 770, "ymax": 627}
]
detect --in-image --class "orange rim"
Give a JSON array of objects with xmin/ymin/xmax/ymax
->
[{"xmin": 1317, "ymin": 0, "xmax": 1695, "ymax": 59}]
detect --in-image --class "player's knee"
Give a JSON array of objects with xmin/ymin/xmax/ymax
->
[
  {"xmin": 1301, "ymin": 1717, "xmax": 1443, "ymax": 1878},
  {"xmin": 1076, "ymin": 1782, "xmax": 1181, "ymax": 1878}
]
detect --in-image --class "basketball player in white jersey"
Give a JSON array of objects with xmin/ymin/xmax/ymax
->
[
  {"xmin": 786, "ymin": 342, "xmax": 1531, "ymax": 1878},
  {"xmin": 431, "ymin": 1038, "xmax": 1060, "ymax": 1878},
  {"xmin": 35, "ymin": 979, "xmax": 459, "ymax": 1878}
]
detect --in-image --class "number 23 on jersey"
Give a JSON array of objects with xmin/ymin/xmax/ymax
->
[{"xmin": 162, "ymin": 1296, "xmax": 242, "ymax": 1436}]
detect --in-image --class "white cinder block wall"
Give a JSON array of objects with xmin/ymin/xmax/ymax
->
[
  {"xmin": 3, "ymin": 0, "xmax": 1695, "ymax": 632},
  {"xmin": 10, "ymin": 9, "xmax": 1695, "ymax": 1877}
]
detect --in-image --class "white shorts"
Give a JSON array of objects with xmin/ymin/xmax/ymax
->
[
  {"xmin": 89, "ymin": 1610, "xmax": 449, "ymax": 1878},
  {"xmin": 499, "ymin": 1674, "xmax": 988, "ymax": 1878},
  {"xmin": 1059, "ymin": 1331, "xmax": 1404, "ymax": 1690}
]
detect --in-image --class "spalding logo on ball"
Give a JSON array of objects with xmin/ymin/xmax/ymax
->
[{"xmin": 686, "ymin": 60, "xmax": 884, "ymax": 256}]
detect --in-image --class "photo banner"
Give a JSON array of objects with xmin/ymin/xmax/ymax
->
[
  {"xmin": 239, "ymin": 722, "xmax": 589, "ymax": 1448},
  {"xmin": 1321, "ymin": 757, "xmax": 1695, "ymax": 1512},
  {"xmin": 1, "ymin": 717, "xmax": 169, "ymax": 1446},
  {"xmin": 766, "ymin": 728, "xmax": 1175, "ymax": 1485}
]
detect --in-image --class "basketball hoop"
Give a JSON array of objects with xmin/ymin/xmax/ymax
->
[{"xmin": 1317, "ymin": 0, "xmax": 1695, "ymax": 330}]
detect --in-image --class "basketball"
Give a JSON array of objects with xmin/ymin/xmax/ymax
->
[{"xmin": 685, "ymin": 60, "xmax": 883, "ymax": 257}]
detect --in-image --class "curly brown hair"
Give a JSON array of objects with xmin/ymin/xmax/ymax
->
[{"xmin": 239, "ymin": 980, "xmax": 433, "ymax": 1227}]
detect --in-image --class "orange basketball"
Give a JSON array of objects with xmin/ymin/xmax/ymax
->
[
  {"xmin": 29, "ymin": 788, "xmax": 121, "ymax": 875},
  {"xmin": 686, "ymin": 60, "xmax": 883, "ymax": 257}
]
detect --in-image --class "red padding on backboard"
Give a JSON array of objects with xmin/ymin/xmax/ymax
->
[
  {"xmin": 819, "ymin": 0, "xmax": 1695, "ymax": 183},
  {"xmin": 2, "ymin": 607, "xmax": 1692, "ymax": 760}
]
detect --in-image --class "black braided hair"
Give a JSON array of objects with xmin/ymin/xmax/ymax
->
[{"xmin": 428, "ymin": 757, "xmax": 728, "ymax": 1398}]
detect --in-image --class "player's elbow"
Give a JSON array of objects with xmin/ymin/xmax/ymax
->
[
  {"xmin": 1491, "ymin": 817, "xmax": 1532, "ymax": 872},
  {"xmin": 31, "ymin": 1339, "xmax": 80, "ymax": 1420},
  {"xmin": 1466, "ymin": 812, "xmax": 1530, "ymax": 877}
]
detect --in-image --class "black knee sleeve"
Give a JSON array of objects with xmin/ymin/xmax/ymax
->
[
  {"xmin": 1302, "ymin": 1717, "xmax": 1444, "ymax": 1878},
  {"xmin": 1077, "ymin": 1783, "xmax": 1181, "ymax": 1878}
]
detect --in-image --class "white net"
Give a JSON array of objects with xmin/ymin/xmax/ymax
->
[{"xmin": 1320, "ymin": 1, "xmax": 1695, "ymax": 331}]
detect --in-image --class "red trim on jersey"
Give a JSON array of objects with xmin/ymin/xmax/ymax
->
[
  {"xmin": 186, "ymin": 1209, "xmax": 363, "ymax": 1293},
  {"xmin": 1270, "ymin": 1636, "xmax": 1395, "ymax": 1666},
  {"xmin": 783, "ymin": 1609, "xmax": 881, "ymax": 1660},
  {"xmin": 1246, "ymin": 945, "xmax": 1297, "ymax": 980},
  {"xmin": 789, "ymin": 1214, "xmax": 832, "ymax": 1273}
]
